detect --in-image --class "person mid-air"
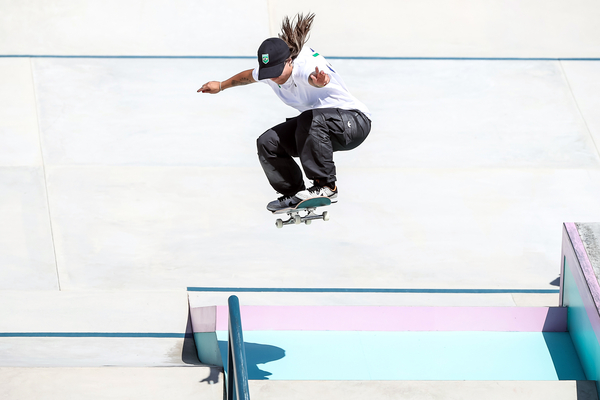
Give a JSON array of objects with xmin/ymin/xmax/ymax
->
[{"xmin": 198, "ymin": 13, "xmax": 371, "ymax": 212}]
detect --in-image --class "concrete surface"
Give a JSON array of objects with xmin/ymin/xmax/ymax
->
[
  {"xmin": 0, "ymin": 58, "xmax": 41, "ymax": 166},
  {"xmin": 576, "ymin": 223, "xmax": 600, "ymax": 278},
  {"xmin": 3, "ymin": 0, "xmax": 600, "ymax": 57},
  {"xmin": 1, "ymin": 0, "xmax": 600, "ymax": 399},
  {"xmin": 249, "ymin": 380, "xmax": 598, "ymax": 400},
  {"xmin": 0, "ymin": 367, "xmax": 223, "ymax": 400},
  {"xmin": 4, "ymin": 56, "xmax": 596, "ymax": 291},
  {"xmin": 0, "ymin": 290, "xmax": 199, "ymax": 367},
  {"xmin": 561, "ymin": 62, "xmax": 600, "ymax": 158},
  {"xmin": 0, "ymin": 290, "xmax": 188, "ymax": 332},
  {"xmin": 0, "ymin": 0, "xmax": 269, "ymax": 56},
  {"xmin": 0, "ymin": 370, "xmax": 594, "ymax": 400}
]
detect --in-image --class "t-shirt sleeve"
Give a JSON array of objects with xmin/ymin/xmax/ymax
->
[{"xmin": 252, "ymin": 67, "xmax": 260, "ymax": 82}]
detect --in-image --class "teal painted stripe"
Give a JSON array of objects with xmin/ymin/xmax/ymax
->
[
  {"xmin": 215, "ymin": 330, "xmax": 585, "ymax": 381},
  {"xmin": 0, "ymin": 55, "xmax": 254, "ymax": 59},
  {"xmin": 0, "ymin": 332, "xmax": 190, "ymax": 338},
  {"xmin": 1, "ymin": 55, "xmax": 599, "ymax": 61},
  {"xmin": 329, "ymin": 57, "xmax": 600, "ymax": 61},
  {"xmin": 563, "ymin": 258, "xmax": 600, "ymax": 382},
  {"xmin": 187, "ymin": 287, "xmax": 559, "ymax": 294}
]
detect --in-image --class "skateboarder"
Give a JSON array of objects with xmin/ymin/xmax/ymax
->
[{"xmin": 198, "ymin": 13, "xmax": 371, "ymax": 212}]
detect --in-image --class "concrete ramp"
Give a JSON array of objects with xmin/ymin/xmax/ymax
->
[{"xmin": 2, "ymin": 56, "xmax": 600, "ymax": 291}]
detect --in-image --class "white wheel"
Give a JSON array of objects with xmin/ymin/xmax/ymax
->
[
  {"xmin": 322, "ymin": 211, "xmax": 329, "ymax": 221},
  {"xmin": 276, "ymin": 219, "xmax": 283, "ymax": 228},
  {"xmin": 294, "ymin": 215, "xmax": 301, "ymax": 225},
  {"xmin": 305, "ymin": 219, "xmax": 312, "ymax": 225}
]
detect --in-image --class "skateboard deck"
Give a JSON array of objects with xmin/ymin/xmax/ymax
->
[{"xmin": 272, "ymin": 197, "xmax": 332, "ymax": 228}]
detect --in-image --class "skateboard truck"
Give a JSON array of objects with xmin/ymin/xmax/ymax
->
[
  {"xmin": 273, "ymin": 197, "xmax": 332, "ymax": 228},
  {"xmin": 276, "ymin": 208, "xmax": 330, "ymax": 228}
]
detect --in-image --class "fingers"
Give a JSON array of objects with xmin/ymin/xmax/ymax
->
[
  {"xmin": 197, "ymin": 81, "xmax": 219, "ymax": 94},
  {"xmin": 311, "ymin": 67, "xmax": 329, "ymax": 87},
  {"xmin": 197, "ymin": 83, "xmax": 209, "ymax": 93}
]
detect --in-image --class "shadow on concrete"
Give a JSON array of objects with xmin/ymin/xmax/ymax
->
[
  {"xmin": 200, "ymin": 367, "xmax": 222, "ymax": 385},
  {"xmin": 218, "ymin": 340, "xmax": 286, "ymax": 380},
  {"xmin": 182, "ymin": 309, "xmax": 203, "ymax": 365},
  {"xmin": 542, "ymin": 307, "xmax": 567, "ymax": 332},
  {"xmin": 542, "ymin": 332, "xmax": 587, "ymax": 380},
  {"xmin": 550, "ymin": 277, "xmax": 561, "ymax": 287}
]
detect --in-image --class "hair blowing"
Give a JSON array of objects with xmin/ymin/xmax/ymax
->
[{"xmin": 279, "ymin": 13, "xmax": 315, "ymax": 60}]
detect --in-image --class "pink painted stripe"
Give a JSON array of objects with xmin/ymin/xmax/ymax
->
[{"xmin": 209, "ymin": 306, "xmax": 565, "ymax": 332}]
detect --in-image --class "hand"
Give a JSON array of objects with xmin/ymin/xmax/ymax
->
[
  {"xmin": 310, "ymin": 67, "xmax": 330, "ymax": 88},
  {"xmin": 197, "ymin": 81, "xmax": 221, "ymax": 94}
]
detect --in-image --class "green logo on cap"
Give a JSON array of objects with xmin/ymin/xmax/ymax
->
[{"xmin": 262, "ymin": 54, "xmax": 269, "ymax": 64}]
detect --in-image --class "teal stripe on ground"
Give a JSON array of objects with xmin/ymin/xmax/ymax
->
[
  {"xmin": 216, "ymin": 331, "xmax": 584, "ymax": 381},
  {"xmin": 188, "ymin": 287, "xmax": 559, "ymax": 293}
]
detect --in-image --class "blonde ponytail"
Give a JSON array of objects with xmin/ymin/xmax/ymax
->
[{"xmin": 279, "ymin": 13, "xmax": 315, "ymax": 60}]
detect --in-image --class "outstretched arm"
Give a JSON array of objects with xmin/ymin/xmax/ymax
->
[{"xmin": 197, "ymin": 69, "xmax": 256, "ymax": 94}]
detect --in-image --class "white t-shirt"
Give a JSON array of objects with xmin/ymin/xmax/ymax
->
[{"xmin": 252, "ymin": 46, "xmax": 371, "ymax": 119}]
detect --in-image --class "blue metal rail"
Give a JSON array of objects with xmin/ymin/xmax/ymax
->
[{"xmin": 226, "ymin": 295, "xmax": 250, "ymax": 400}]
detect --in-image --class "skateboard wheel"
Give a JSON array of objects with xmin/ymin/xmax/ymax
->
[
  {"xmin": 276, "ymin": 219, "xmax": 283, "ymax": 229},
  {"xmin": 305, "ymin": 220, "xmax": 312, "ymax": 225},
  {"xmin": 294, "ymin": 215, "xmax": 301, "ymax": 225},
  {"xmin": 322, "ymin": 211, "xmax": 329, "ymax": 221}
]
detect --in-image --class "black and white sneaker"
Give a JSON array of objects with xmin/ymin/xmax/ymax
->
[
  {"xmin": 266, "ymin": 194, "xmax": 302, "ymax": 212},
  {"xmin": 295, "ymin": 183, "xmax": 338, "ymax": 203}
]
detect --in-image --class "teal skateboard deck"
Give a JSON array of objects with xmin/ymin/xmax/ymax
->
[{"xmin": 273, "ymin": 197, "xmax": 332, "ymax": 228}]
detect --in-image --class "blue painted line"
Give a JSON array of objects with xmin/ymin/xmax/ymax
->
[
  {"xmin": 0, "ymin": 55, "xmax": 599, "ymax": 61},
  {"xmin": 0, "ymin": 55, "xmax": 253, "ymax": 59},
  {"xmin": 187, "ymin": 287, "xmax": 559, "ymax": 294},
  {"xmin": 329, "ymin": 57, "xmax": 600, "ymax": 61},
  {"xmin": 0, "ymin": 332, "xmax": 191, "ymax": 338}
]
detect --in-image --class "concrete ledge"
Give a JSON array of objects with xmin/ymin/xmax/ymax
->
[
  {"xmin": 0, "ymin": 291, "xmax": 200, "ymax": 367},
  {"xmin": 0, "ymin": 367, "xmax": 223, "ymax": 400},
  {"xmin": 249, "ymin": 380, "xmax": 598, "ymax": 400}
]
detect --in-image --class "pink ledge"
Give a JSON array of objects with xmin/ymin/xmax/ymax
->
[{"xmin": 202, "ymin": 306, "xmax": 566, "ymax": 332}]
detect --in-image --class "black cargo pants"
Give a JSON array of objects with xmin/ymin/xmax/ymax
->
[{"xmin": 256, "ymin": 108, "xmax": 371, "ymax": 196}]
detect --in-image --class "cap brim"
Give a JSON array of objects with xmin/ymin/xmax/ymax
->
[{"xmin": 258, "ymin": 62, "xmax": 286, "ymax": 80}]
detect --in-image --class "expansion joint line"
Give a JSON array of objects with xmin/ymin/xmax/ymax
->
[
  {"xmin": 558, "ymin": 60, "xmax": 600, "ymax": 160},
  {"xmin": 30, "ymin": 58, "xmax": 61, "ymax": 291}
]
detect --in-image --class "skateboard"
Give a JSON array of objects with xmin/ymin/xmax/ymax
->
[{"xmin": 272, "ymin": 197, "xmax": 331, "ymax": 228}]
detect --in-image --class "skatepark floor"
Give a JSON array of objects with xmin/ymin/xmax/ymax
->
[{"xmin": 2, "ymin": 0, "xmax": 600, "ymax": 398}]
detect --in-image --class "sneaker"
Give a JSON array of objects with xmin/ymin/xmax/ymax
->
[
  {"xmin": 295, "ymin": 183, "xmax": 338, "ymax": 202},
  {"xmin": 266, "ymin": 193, "xmax": 303, "ymax": 212}
]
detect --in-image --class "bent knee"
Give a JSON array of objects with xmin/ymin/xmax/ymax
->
[{"xmin": 256, "ymin": 129, "xmax": 278, "ymax": 151}]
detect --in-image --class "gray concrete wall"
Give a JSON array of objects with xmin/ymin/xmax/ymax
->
[{"xmin": 2, "ymin": 0, "xmax": 600, "ymax": 57}]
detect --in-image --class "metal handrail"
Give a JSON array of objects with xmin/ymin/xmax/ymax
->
[{"xmin": 226, "ymin": 295, "xmax": 250, "ymax": 400}]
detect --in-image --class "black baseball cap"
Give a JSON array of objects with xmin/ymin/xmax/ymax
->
[{"xmin": 257, "ymin": 38, "xmax": 291, "ymax": 80}]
